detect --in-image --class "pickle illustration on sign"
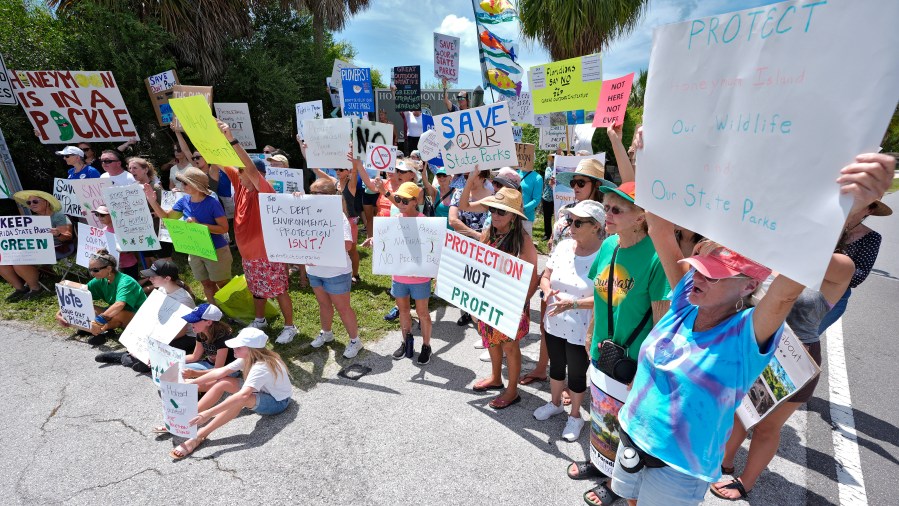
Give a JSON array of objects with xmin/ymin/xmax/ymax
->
[{"xmin": 50, "ymin": 110, "xmax": 75, "ymax": 141}]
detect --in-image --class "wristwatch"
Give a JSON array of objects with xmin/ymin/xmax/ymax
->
[{"xmin": 229, "ymin": 139, "xmax": 240, "ymax": 146}]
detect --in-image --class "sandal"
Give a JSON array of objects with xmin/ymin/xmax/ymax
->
[
  {"xmin": 721, "ymin": 465, "xmax": 735, "ymax": 475},
  {"xmin": 519, "ymin": 373, "xmax": 547, "ymax": 385},
  {"xmin": 567, "ymin": 461, "xmax": 603, "ymax": 480},
  {"xmin": 152, "ymin": 425, "xmax": 169, "ymax": 434},
  {"xmin": 489, "ymin": 395, "xmax": 521, "ymax": 409},
  {"xmin": 169, "ymin": 436, "xmax": 207, "ymax": 460},
  {"xmin": 472, "ymin": 380, "xmax": 504, "ymax": 392},
  {"xmin": 584, "ymin": 482, "xmax": 619, "ymax": 506},
  {"xmin": 710, "ymin": 478, "xmax": 749, "ymax": 500}
]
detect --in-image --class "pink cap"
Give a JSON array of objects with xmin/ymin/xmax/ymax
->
[{"xmin": 679, "ymin": 246, "xmax": 771, "ymax": 282}]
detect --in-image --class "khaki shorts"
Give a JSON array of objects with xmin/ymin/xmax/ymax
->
[{"xmin": 188, "ymin": 245, "xmax": 233, "ymax": 282}]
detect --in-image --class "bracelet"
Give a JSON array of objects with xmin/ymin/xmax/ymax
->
[
  {"xmin": 572, "ymin": 299, "xmax": 578, "ymax": 310},
  {"xmin": 95, "ymin": 315, "xmax": 108, "ymax": 324},
  {"xmin": 229, "ymin": 139, "xmax": 240, "ymax": 146}
]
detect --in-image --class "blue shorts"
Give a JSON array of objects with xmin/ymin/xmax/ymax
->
[
  {"xmin": 253, "ymin": 392, "xmax": 290, "ymax": 415},
  {"xmin": 610, "ymin": 442, "xmax": 708, "ymax": 505},
  {"xmin": 391, "ymin": 280, "xmax": 431, "ymax": 301},
  {"xmin": 308, "ymin": 272, "xmax": 352, "ymax": 295}
]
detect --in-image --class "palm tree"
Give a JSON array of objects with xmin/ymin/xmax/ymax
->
[
  {"xmin": 519, "ymin": 0, "xmax": 650, "ymax": 61},
  {"xmin": 290, "ymin": 0, "xmax": 372, "ymax": 56},
  {"xmin": 629, "ymin": 68, "xmax": 648, "ymax": 108}
]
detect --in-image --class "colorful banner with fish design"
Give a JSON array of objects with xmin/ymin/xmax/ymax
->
[{"xmin": 472, "ymin": 0, "xmax": 523, "ymax": 98}]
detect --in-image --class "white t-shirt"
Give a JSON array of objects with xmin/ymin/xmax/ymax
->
[
  {"xmin": 543, "ymin": 238, "xmax": 599, "ymax": 345},
  {"xmin": 101, "ymin": 171, "xmax": 136, "ymax": 186},
  {"xmin": 305, "ymin": 214, "xmax": 352, "ymax": 279},
  {"xmin": 227, "ymin": 358, "xmax": 292, "ymax": 401},
  {"xmin": 169, "ymin": 163, "xmax": 189, "ymax": 191},
  {"xmin": 157, "ymin": 286, "xmax": 197, "ymax": 336},
  {"xmin": 404, "ymin": 112, "xmax": 423, "ymax": 137}
]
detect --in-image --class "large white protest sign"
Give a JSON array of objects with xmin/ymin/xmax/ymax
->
[
  {"xmin": 433, "ymin": 32, "xmax": 460, "ymax": 84},
  {"xmin": 53, "ymin": 178, "xmax": 85, "ymax": 217},
  {"xmin": 554, "ymin": 154, "xmax": 605, "ymax": 219},
  {"xmin": 119, "ymin": 290, "xmax": 191, "ymax": 364},
  {"xmin": 9, "ymin": 70, "xmax": 139, "ymax": 144},
  {"xmin": 539, "ymin": 125, "xmax": 573, "ymax": 151},
  {"xmin": 303, "ymin": 118, "xmax": 353, "ymax": 169},
  {"xmin": 101, "ymin": 184, "xmax": 160, "ymax": 252},
  {"xmin": 214, "ymin": 102, "xmax": 256, "ymax": 150},
  {"xmin": 372, "ymin": 217, "xmax": 446, "ymax": 277},
  {"xmin": 258, "ymin": 193, "xmax": 347, "ymax": 267},
  {"xmin": 0, "ymin": 215, "xmax": 56, "ymax": 265},
  {"xmin": 157, "ymin": 190, "xmax": 178, "ymax": 243},
  {"xmin": 588, "ymin": 366, "xmax": 628, "ymax": 476},
  {"xmin": 148, "ymin": 338, "xmax": 186, "ymax": 387},
  {"xmin": 331, "ymin": 59, "xmax": 357, "ymax": 88},
  {"xmin": 159, "ymin": 364, "xmax": 198, "ymax": 439},
  {"xmin": 76, "ymin": 222, "xmax": 111, "ymax": 267},
  {"xmin": 635, "ymin": 0, "xmax": 899, "ymax": 288},
  {"xmin": 505, "ymin": 92, "xmax": 535, "ymax": 125},
  {"xmin": 0, "ymin": 53, "xmax": 16, "ymax": 106},
  {"xmin": 572, "ymin": 125, "xmax": 597, "ymax": 154},
  {"xmin": 70, "ymin": 178, "xmax": 113, "ymax": 228},
  {"xmin": 295, "ymin": 100, "xmax": 323, "ymax": 139},
  {"xmin": 55, "ymin": 281, "xmax": 94, "ymax": 331},
  {"xmin": 365, "ymin": 143, "xmax": 397, "ymax": 174},
  {"xmin": 352, "ymin": 118, "xmax": 393, "ymax": 161},
  {"xmin": 265, "ymin": 167, "xmax": 305, "ymax": 195},
  {"xmin": 436, "ymin": 230, "xmax": 534, "ymax": 336},
  {"xmin": 435, "ymin": 102, "xmax": 518, "ymax": 175}
]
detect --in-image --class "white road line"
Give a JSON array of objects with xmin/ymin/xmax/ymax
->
[{"xmin": 826, "ymin": 317, "xmax": 868, "ymax": 506}]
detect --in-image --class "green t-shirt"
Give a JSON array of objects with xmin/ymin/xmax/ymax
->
[
  {"xmin": 87, "ymin": 272, "xmax": 147, "ymax": 313},
  {"xmin": 588, "ymin": 234, "xmax": 669, "ymax": 361}
]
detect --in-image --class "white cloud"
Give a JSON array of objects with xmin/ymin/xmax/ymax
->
[{"xmin": 436, "ymin": 14, "xmax": 478, "ymax": 48}]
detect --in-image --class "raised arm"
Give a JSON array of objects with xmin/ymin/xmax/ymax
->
[
  {"xmin": 645, "ymin": 212, "xmax": 689, "ymax": 289},
  {"xmin": 458, "ymin": 169, "xmax": 488, "ymax": 213},
  {"xmin": 442, "ymin": 79, "xmax": 453, "ymax": 111},
  {"xmin": 173, "ymin": 129, "xmax": 191, "ymax": 161},
  {"xmin": 607, "ymin": 123, "xmax": 634, "ymax": 183}
]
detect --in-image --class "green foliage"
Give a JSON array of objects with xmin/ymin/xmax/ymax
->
[
  {"xmin": 592, "ymin": 108, "xmax": 641, "ymax": 183},
  {"xmin": 882, "ymin": 104, "xmax": 899, "ymax": 154}
]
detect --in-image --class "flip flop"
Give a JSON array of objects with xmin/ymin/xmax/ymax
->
[
  {"xmin": 710, "ymin": 478, "xmax": 749, "ymax": 500},
  {"xmin": 169, "ymin": 437, "xmax": 206, "ymax": 460},
  {"xmin": 472, "ymin": 380, "xmax": 505, "ymax": 392},
  {"xmin": 567, "ymin": 461, "xmax": 603, "ymax": 480},
  {"xmin": 584, "ymin": 482, "xmax": 619, "ymax": 506},
  {"xmin": 721, "ymin": 465, "xmax": 735, "ymax": 475},
  {"xmin": 489, "ymin": 395, "xmax": 521, "ymax": 409},
  {"xmin": 519, "ymin": 374, "xmax": 547, "ymax": 385}
]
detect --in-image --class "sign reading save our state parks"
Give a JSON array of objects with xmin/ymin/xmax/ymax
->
[{"xmin": 435, "ymin": 102, "xmax": 518, "ymax": 175}]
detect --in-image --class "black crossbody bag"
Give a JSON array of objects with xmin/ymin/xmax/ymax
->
[{"xmin": 596, "ymin": 246, "xmax": 653, "ymax": 384}]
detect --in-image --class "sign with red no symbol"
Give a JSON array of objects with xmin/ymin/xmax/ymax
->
[{"xmin": 366, "ymin": 142, "xmax": 397, "ymax": 173}]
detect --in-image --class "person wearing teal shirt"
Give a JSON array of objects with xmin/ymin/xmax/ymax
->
[{"xmin": 517, "ymin": 164, "xmax": 543, "ymax": 236}]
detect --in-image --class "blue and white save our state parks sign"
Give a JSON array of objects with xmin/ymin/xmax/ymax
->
[{"xmin": 434, "ymin": 102, "xmax": 518, "ymax": 175}]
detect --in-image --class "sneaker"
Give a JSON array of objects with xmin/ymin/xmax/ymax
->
[
  {"xmin": 120, "ymin": 353, "xmax": 139, "ymax": 368},
  {"xmin": 343, "ymin": 339, "xmax": 363, "ymax": 359},
  {"xmin": 562, "ymin": 416, "xmax": 586, "ymax": 442},
  {"xmin": 276, "ymin": 326, "xmax": 297, "ymax": 344},
  {"xmin": 417, "ymin": 344, "xmax": 432, "ymax": 365},
  {"xmin": 311, "ymin": 331, "xmax": 334, "ymax": 348},
  {"xmin": 248, "ymin": 318, "xmax": 268, "ymax": 329},
  {"xmin": 473, "ymin": 339, "xmax": 485, "ymax": 349},
  {"xmin": 20, "ymin": 289, "xmax": 43, "ymax": 300},
  {"xmin": 95, "ymin": 351, "xmax": 126, "ymax": 363},
  {"xmin": 5, "ymin": 288, "xmax": 28, "ymax": 302},
  {"xmin": 87, "ymin": 333, "xmax": 109, "ymax": 346},
  {"xmin": 533, "ymin": 401, "xmax": 566, "ymax": 421},
  {"xmin": 456, "ymin": 312, "xmax": 473, "ymax": 326},
  {"xmin": 404, "ymin": 333, "xmax": 414, "ymax": 359},
  {"xmin": 384, "ymin": 306, "xmax": 400, "ymax": 321},
  {"xmin": 392, "ymin": 341, "xmax": 406, "ymax": 360},
  {"xmin": 479, "ymin": 350, "xmax": 491, "ymax": 362},
  {"xmin": 131, "ymin": 361, "xmax": 151, "ymax": 373}
]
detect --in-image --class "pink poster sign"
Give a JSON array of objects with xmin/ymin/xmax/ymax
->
[{"xmin": 592, "ymin": 73, "xmax": 634, "ymax": 127}]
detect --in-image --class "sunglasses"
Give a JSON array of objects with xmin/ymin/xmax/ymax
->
[
  {"xmin": 571, "ymin": 218, "xmax": 594, "ymax": 228},
  {"xmin": 100, "ymin": 159, "xmax": 118, "ymax": 164},
  {"xmin": 26, "ymin": 199, "xmax": 42, "ymax": 205},
  {"xmin": 335, "ymin": 168, "xmax": 349, "ymax": 173},
  {"xmin": 695, "ymin": 271, "xmax": 749, "ymax": 284},
  {"xmin": 393, "ymin": 195, "xmax": 412, "ymax": 205},
  {"xmin": 89, "ymin": 266, "xmax": 109, "ymax": 273},
  {"xmin": 570, "ymin": 179, "xmax": 591, "ymax": 189},
  {"xmin": 92, "ymin": 211, "xmax": 110, "ymax": 217},
  {"xmin": 78, "ymin": 146, "xmax": 91, "ymax": 151},
  {"xmin": 174, "ymin": 147, "xmax": 181, "ymax": 153},
  {"xmin": 436, "ymin": 173, "xmax": 449, "ymax": 178},
  {"xmin": 191, "ymin": 156, "xmax": 203, "ymax": 161},
  {"xmin": 63, "ymin": 154, "xmax": 76, "ymax": 159},
  {"xmin": 489, "ymin": 208, "xmax": 508, "ymax": 217},
  {"xmin": 604, "ymin": 204, "xmax": 626, "ymax": 215},
  {"xmin": 263, "ymin": 150, "xmax": 273, "ymax": 154}
]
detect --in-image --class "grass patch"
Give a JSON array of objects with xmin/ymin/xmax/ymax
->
[{"xmin": 888, "ymin": 175, "xmax": 899, "ymax": 195}]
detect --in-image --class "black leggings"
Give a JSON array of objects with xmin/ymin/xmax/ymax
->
[
  {"xmin": 542, "ymin": 199, "xmax": 554, "ymax": 238},
  {"xmin": 546, "ymin": 331, "xmax": 589, "ymax": 393}
]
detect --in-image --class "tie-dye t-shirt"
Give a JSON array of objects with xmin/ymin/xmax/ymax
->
[{"xmin": 618, "ymin": 269, "xmax": 781, "ymax": 482}]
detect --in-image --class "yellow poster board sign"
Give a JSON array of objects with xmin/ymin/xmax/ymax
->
[
  {"xmin": 167, "ymin": 95, "xmax": 243, "ymax": 167},
  {"xmin": 529, "ymin": 54, "xmax": 603, "ymax": 115}
]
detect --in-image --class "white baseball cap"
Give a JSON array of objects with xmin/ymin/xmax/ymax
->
[
  {"xmin": 225, "ymin": 327, "xmax": 269, "ymax": 349},
  {"xmin": 55, "ymin": 146, "xmax": 85, "ymax": 158}
]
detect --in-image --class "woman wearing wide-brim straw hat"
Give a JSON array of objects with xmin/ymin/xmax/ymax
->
[
  {"xmin": 463, "ymin": 176, "xmax": 539, "ymax": 410},
  {"xmin": 2, "ymin": 191, "xmax": 74, "ymax": 301},
  {"xmin": 144, "ymin": 167, "xmax": 232, "ymax": 305}
]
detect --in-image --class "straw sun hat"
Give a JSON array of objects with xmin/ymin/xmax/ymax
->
[
  {"xmin": 175, "ymin": 167, "xmax": 213, "ymax": 196},
  {"xmin": 13, "ymin": 190, "xmax": 62, "ymax": 213},
  {"xmin": 555, "ymin": 158, "xmax": 616, "ymax": 189},
  {"xmin": 473, "ymin": 187, "xmax": 526, "ymax": 219}
]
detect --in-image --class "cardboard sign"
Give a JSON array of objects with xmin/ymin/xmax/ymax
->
[
  {"xmin": 592, "ymin": 73, "xmax": 634, "ymax": 127},
  {"xmin": 295, "ymin": 100, "xmax": 323, "ymax": 139},
  {"xmin": 148, "ymin": 338, "xmax": 186, "ymax": 387},
  {"xmin": 258, "ymin": 193, "xmax": 347, "ymax": 267},
  {"xmin": 505, "ymin": 91, "xmax": 534, "ymax": 125},
  {"xmin": 0, "ymin": 215, "xmax": 55, "ymax": 265},
  {"xmin": 434, "ymin": 102, "xmax": 518, "ymax": 174},
  {"xmin": 340, "ymin": 67, "xmax": 375, "ymax": 115},
  {"xmin": 435, "ymin": 230, "xmax": 534, "ymax": 336},
  {"xmin": 101, "ymin": 184, "xmax": 160, "ymax": 252},
  {"xmin": 372, "ymin": 217, "xmax": 446, "ymax": 277},
  {"xmin": 515, "ymin": 143, "xmax": 535, "ymax": 171},
  {"xmin": 553, "ymin": 154, "xmax": 605, "ymax": 220},
  {"xmin": 0, "ymin": 52, "xmax": 16, "ymax": 106},
  {"xmin": 10, "ymin": 70, "xmax": 138, "ymax": 143},
  {"xmin": 539, "ymin": 125, "xmax": 573, "ymax": 151},
  {"xmin": 76, "ymin": 222, "xmax": 113, "ymax": 267},
  {"xmin": 53, "ymin": 178, "xmax": 85, "ymax": 217},
  {"xmin": 70, "ymin": 178, "xmax": 113, "ymax": 228},
  {"xmin": 434, "ymin": 33, "xmax": 460, "ymax": 83},
  {"xmin": 144, "ymin": 69, "xmax": 178, "ymax": 126},
  {"xmin": 159, "ymin": 364, "xmax": 198, "ymax": 439},
  {"xmin": 55, "ymin": 280, "xmax": 94, "ymax": 331},
  {"xmin": 393, "ymin": 65, "xmax": 421, "ymax": 112},
  {"xmin": 635, "ymin": 0, "xmax": 899, "ymax": 289},
  {"xmin": 365, "ymin": 142, "xmax": 397, "ymax": 174},
  {"xmin": 352, "ymin": 118, "xmax": 394, "ymax": 161},
  {"xmin": 214, "ymin": 102, "xmax": 256, "ymax": 150},
  {"xmin": 162, "ymin": 219, "xmax": 216, "ymax": 260},
  {"xmin": 168, "ymin": 95, "xmax": 243, "ymax": 168},
  {"xmin": 119, "ymin": 290, "xmax": 191, "ymax": 364},
  {"xmin": 169, "ymin": 84, "xmax": 212, "ymax": 132},
  {"xmin": 303, "ymin": 118, "xmax": 353, "ymax": 169},
  {"xmin": 529, "ymin": 55, "xmax": 603, "ymax": 115},
  {"xmin": 265, "ymin": 167, "xmax": 305, "ymax": 195},
  {"xmin": 588, "ymin": 367, "xmax": 628, "ymax": 476}
]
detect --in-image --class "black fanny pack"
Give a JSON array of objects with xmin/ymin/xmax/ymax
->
[{"xmin": 617, "ymin": 430, "xmax": 668, "ymax": 473}]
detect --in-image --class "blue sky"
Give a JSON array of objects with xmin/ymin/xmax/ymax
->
[{"xmin": 336, "ymin": 0, "xmax": 776, "ymax": 90}]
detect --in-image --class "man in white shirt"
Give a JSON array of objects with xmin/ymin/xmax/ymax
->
[{"xmin": 98, "ymin": 150, "xmax": 136, "ymax": 186}]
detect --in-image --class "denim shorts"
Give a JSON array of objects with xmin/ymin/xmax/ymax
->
[
  {"xmin": 307, "ymin": 272, "xmax": 352, "ymax": 295},
  {"xmin": 391, "ymin": 280, "xmax": 431, "ymax": 300},
  {"xmin": 610, "ymin": 442, "xmax": 708, "ymax": 505},
  {"xmin": 253, "ymin": 392, "xmax": 290, "ymax": 415}
]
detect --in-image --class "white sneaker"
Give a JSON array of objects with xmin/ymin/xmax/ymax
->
[
  {"xmin": 473, "ymin": 339, "xmax": 485, "ymax": 349},
  {"xmin": 562, "ymin": 416, "xmax": 585, "ymax": 442},
  {"xmin": 479, "ymin": 350, "xmax": 491, "ymax": 362},
  {"xmin": 248, "ymin": 318, "xmax": 268, "ymax": 329},
  {"xmin": 343, "ymin": 339, "xmax": 363, "ymax": 358},
  {"xmin": 533, "ymin": 401, "xmax": 565, "ymax": 421},
  {"xmin": 275, "ymin": 326, "xmax": 297, "ymax": 344},
  {"xmin": 311, "ymin": 331, "xmax": 334, "ymax": 348}
]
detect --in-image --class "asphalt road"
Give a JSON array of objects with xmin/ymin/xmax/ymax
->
[{"xmin": 2, "ymin": 193, "xmax": 897, "ymax": 505}]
